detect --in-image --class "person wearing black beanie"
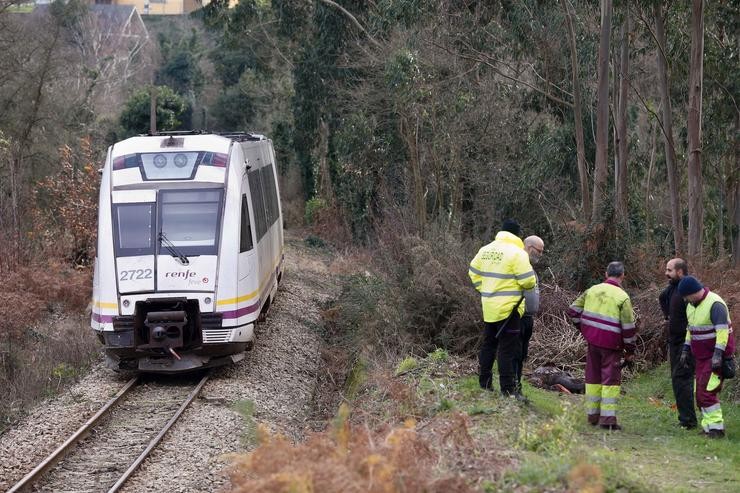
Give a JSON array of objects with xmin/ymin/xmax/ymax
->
[
  {"xmin": 501, "ymin": 219, "xmax": 521, "ymax": 237},
  {"xmin": 676, "ymin": 276, "xmax": 735, "ymax": 438}
]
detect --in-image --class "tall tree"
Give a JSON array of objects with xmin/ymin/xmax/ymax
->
[
  {"xmin": 687, "ymin": 0, "xmax": 704, "ymax": 258},
  {"xmin": 732, "ymin": 111, "xmax": 740, "ymax": 267},
  {"xmin": 592, "ymin": 0, "xmax": 613, "ymax": 224},
  {"xmin": 654, "ymin": 2, "xmax": 684, "ymax": 254},
  {"xmin": 4, "ymin": 15, "xmax": 63, "ymax": 250},
  {"xmin": 615, "ymin": 4, "xmax": 629, "ymax": 223},
  {"xmin": 562, "ymin": 0, "xmax": 590, "ymax": 221}
]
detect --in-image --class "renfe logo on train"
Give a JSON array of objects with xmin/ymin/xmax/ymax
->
[
  {"xmin": 164, "ymin": 270, "xmax": 197, "ymax": 278},
  {"xmin": 90, "ymin": 132, "xmax": 284, "ymax": 374}
]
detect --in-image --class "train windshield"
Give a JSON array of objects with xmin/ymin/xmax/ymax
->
[
  {"xmin": 113, "ymin": 189, "xmax": 223, "ymax": 258},
  {"xmin": 114, "ymin": 203, "xmax": 155, "ymax": 256},
  {"xmin": 158, "ymin": 189, "xmax": 224, "ymax": 256}
]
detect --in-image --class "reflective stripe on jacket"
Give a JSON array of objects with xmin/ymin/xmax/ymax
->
[
  {"xmin": 567, "ymin": 280, "xmax": 636, "ymax": 351},
  {"xmin": 685, "ymin": 290, "xmax": 735, "ymax": 360},
  {"xmin": 469, "ymin": 231, "xmax": 536, "ymax": 323}
]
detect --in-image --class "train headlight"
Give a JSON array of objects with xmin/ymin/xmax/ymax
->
[
  {"xmin": 204, "ymin": 297, "xmax": 212, "ymax": 305},
  {"xmin": 122, "ymin": 299, "xmax": 130, "ymax": 308},
  {"xmin": 153, "ymin": 154, "xmax": 167, "ymax": 168},
  {"xmin": 173, "ymin": 153, "xmax": 188, "ymax": 168}
]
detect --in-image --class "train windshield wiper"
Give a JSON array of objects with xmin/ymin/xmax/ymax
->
[{"xmin": 158, "ymin": 231, "xmax": 189, "ymax": 265}]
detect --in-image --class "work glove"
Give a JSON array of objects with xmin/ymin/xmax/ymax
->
[
  {"xmin": 679, "ymin": 346, "xmax": 691, "ymax": 369},
  {"xmin": 711, "ymin": 348, "xmax": 724, "ymax": 372},
  {"xmin": 621, "ymin": 352, "xmax": 635, "ymax": 370}
]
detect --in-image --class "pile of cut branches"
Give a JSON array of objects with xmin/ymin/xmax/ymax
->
[{"xmin": 528, "ymin": 284, "xmax": 667, "ymax": 376}]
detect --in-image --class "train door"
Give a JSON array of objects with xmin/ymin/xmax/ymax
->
[{"xmin": 237, "ymin": 173, "xmax": 257, "ymax": 308}]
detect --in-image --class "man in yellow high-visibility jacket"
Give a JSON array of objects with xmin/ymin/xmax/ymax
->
[
  {"xmin": 469, "ymin": 219, "xmax": 537, "ymax": 398},
  {"xmin": 567, "ymin": 262, "xmax": 636, "ymax": 430},
  {"xmin": 677, "ymin": 276, "xmax": 735, "ymax": 438}
]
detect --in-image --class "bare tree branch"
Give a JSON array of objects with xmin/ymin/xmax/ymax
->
[
  {"xmin": 318, "ymin": 0, "xmax": 382, "ymax": 50},
  {"xmin": 432, "ymin": 40, "xmax": 574, "ymax": 109}
]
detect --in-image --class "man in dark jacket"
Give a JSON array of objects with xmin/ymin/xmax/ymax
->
[{"xmin": 658, "ymin": 258, "xmax": 697, "ymax": 429}]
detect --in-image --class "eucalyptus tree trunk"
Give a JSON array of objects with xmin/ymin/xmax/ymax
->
[
  {"xmin": 718, "ymin": 181, "xmax": 725, "ymax": 258},
  {"xmin": 149, "ymin": 88, "xmax": 157, "ymax": 134},
  {"xmin": 734, "ymin": 183, "xmax": 740, "ymax": 267},
  {"xmin": 562, "ymin": 0, "xmax": 591, "ymax": 221},
  {"xmin": 400, "ymin": 114, "xmax": 426, "ymax": 234},
  {"xmin": 591, "ymin": 0, "xmax": 613, "ymax": 224},
  {"xmin": 654, "ymin": 3, "xmax": 684, "ymax": 254},
  {"xmin": 316, "ymin": 119, "xmax": 334, "ymax": 204},
  {"xmin": 687, "ymin": 0, "xmax": 705, "ymax": 259},
  {"xmin": 733, "ymin": 112, "xmax": 740, "ymax": 267},
  {"xmin": 644, "ymin": 121, "xmax": 657, "ymax": 232},
  {"xmin": 9, "ymin": 152, "xmax": 20, "ymax": 252},
  {"xmin": 615, "ymin": 5, "xmax": 629, "ymax": 224}
]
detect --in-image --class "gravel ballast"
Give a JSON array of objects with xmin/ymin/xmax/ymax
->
[{"xmin": 0, "ymin": 236, "xmax": 339, "ymax": 492}]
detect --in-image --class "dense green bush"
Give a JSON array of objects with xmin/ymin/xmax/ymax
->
[{"xmin": 119, "ymin": 86, "xmax": 188, "ymax": 137}]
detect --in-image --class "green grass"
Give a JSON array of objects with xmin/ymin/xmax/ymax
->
[
  {"xmin": 509, "ymin": 364, "xmax": 740, "ymax": 492},
  {"xmin": 7, "ymin": 3, "xmax": 34, "ymax": 13},
  {"xmin": 345, "ymin": 357, "xmax": 368, "ymax": 399},
  {"xmin": 401, "ymin": 358, "xmax": 739, "ymax": 491},
  {"xmin": 395, "ymin": 356, "xmax": 418, "ymax": 375},
  {"xmin": 583, "ymin": 364, "xmax": 740, "ymax": 492},
  {"xmin": 232, "ymin": 400, "xmax": 258, "ymax": 448}
]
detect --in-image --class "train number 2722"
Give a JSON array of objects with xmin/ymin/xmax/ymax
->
[{"xmin": 120, "ymin": 269, "xmax": 153, "ymax": 281}]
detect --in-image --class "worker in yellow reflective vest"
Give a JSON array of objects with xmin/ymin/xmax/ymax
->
[
  {"xmin": 677, "ymin": 276, "xmax": 736, "ymax": 438},
  {"xmin": 567, "ymin": 262, "xmax": 636, "ymax": 430},
  {"xmin": 469, "ymin": 219, "xmax": 537, "ymax": 399}
]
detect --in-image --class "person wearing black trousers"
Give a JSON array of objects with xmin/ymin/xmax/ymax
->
[
  {"xmin": 469, "ymin": 219, "xmax": 536, "ymax": 400},
  {"xmin": 516, "ymin": 235, "xmax": 544, "ymax": 393},
  {"xmin": 659, "ymin": 258, "xmax": 697, "ymax": 429}
]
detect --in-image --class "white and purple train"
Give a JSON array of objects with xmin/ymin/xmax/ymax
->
[{"xmin": 91, "ymin": 132, "xmax": 284, "ymax": 373}]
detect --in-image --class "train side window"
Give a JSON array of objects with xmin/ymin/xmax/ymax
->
[
  {"xmin": 248, "ymin": 169, "xmax": 267, "ymax": 241},
  {"xmin": 260, "ymin": 164, "xmax": 279, "ymax": 226},
  {"xmin": 259, "ymin": 167, "xmax": 272, "ymax": 225},
  {"xmin": 266, "ymin": 164, "xmax": 279, "ymax": 225},
  {"xmin": 240, "ymin": 194, "xmax": 253, "ymax": 252}
]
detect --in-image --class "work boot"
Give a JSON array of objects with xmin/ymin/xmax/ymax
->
[
  {"xmin": 678, "ymin": 421, "xmax": 697, "ymax": 430},
  {"xmin": 600, "ymin": 424, "xmax": 622, "ymax": 431},
  {"xmin": 479, "ymin": 374, "xmax": 494, "ymax": 391},
  {"xmin": 502, "ymin": 391, "xmax": 529, "ymax": 404},
  {"xmin": 705, "ymin": 429, "xmax": 725, "ymax": 439}
]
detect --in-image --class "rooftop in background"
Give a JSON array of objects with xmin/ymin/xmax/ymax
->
[
  {"xmin": 98, "ymin": 0, "xmax": 206, "ymax": 16},
  {"xmin": 9, "ymin": 0, "xmax": 213, "ymax": 16}
]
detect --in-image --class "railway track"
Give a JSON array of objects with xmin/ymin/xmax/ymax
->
[{"xmin": 7, "ymin": 373, "xmax": 209, "ymax": 493}]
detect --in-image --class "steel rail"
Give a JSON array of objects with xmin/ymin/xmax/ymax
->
[
  {"xmin": 7, "ymin": 376, "xmax": 140, "ymax": 493},
  {"xmin": 107, "ymin": 374, "xmax": 209, "ymax": 493}
]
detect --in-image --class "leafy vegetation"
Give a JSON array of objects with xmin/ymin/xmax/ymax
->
[
  {"xmin": 119, "ymin": 86, "xmax": 189, "ymax": 137},
  {"xmin": 0, "ymin": 1, "xmax": 737, "ymax": 488},
  {"xmin": 232, "ymin": 337, "xmax": 740, "ymax": 491}
]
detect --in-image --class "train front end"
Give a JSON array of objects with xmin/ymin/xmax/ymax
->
[{"xmin": 91, "ymin": 134, "xmax": 247, "ymax": 373}]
